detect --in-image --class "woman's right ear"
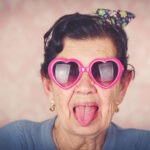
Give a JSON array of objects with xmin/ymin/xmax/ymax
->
[{"xmin": 41, "ymin": 74, "xmax": 52, "ymax": 98}]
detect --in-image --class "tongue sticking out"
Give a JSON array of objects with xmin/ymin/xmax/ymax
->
[{"xmin": 74, "ymin": 105, "xmax": 98, "ymax": 126}]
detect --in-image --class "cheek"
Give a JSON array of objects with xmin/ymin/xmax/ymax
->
[
  {"xmin": 101, "ymin": 84, "xmax": 120, "ymax": 107},
  {"xmin": 99, "ymin": 85, "xmax": 120, "ymax": 122},
  {"xmin": 51, "ymin": 85, "xmax": 73, "ymax": 116},
  {"xmin": 101, "ymin": 92, "xmax": 115, "ymax": 116}
]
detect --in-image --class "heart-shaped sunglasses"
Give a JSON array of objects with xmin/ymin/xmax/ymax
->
[{"xmin": 48, "ymin": 58, "xmax": 124, "ymax": 89}]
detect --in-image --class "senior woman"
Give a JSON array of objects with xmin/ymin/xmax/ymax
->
[{"xmin": 0, "ymin": 9, "xmax": 150, "ymax": 150}]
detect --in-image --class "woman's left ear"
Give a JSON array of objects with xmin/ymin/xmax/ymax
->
[{"xmin": 118, "ymin": 71, "xmax": 133, "ymax": 103}]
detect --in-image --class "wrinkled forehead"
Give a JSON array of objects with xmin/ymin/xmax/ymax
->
[{"xmin": 57, "ymin": 37, "xmax": 117, "ymax": 65}]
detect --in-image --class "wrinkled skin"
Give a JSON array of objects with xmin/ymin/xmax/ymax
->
[{"xmin": 42, "ymin": 37, "xmax": 132, "ymax": 150}]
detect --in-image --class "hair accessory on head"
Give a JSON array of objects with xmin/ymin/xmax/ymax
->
[{"xmin": 93, "ymin": 8, "xmax": 135, "ymax": 28}]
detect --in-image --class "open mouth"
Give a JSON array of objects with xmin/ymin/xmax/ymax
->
[{"xmin": 73, "ymin": 103, "xmax": 99, "ymax": 127}]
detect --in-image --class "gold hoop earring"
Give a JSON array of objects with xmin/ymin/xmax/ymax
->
[
  {"xmin": 115, "ymin": 103, "xmax": 119, "ymax": 113},
  {"xmin": 49, "ymin": 100, "xmax": 55, "ymax": 111},
  {"xmin": 115, "ymin": 105, "xmax": 119, "ymax": 113}
]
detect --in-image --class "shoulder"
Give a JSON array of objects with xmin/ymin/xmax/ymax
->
[
  {"xmin": 111, "ymin": 122, "xmax": 150, "ymax": 138},
  {"xmin": 0, "ymin": 117, "xmax": 56, "ymax": 150},
  {"xmin": 0, "ymin": 117, "xmax": 56, "ymax": 133},
  {"xmin": 103, "ymin": 122, "xmax": 150, "ymax": 150},
  {"xmin": 0, "ymin": 119, "xmax": 51, "ymax": 136}
]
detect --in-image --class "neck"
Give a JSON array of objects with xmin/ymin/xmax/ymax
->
[{"xmin": 52, "ymin": 119, "xmax": 106, "ymax": 150}]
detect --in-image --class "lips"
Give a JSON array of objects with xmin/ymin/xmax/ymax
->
[{"xmin": 73, "ymin": 103, "xmax": 99, "ymax": 127}]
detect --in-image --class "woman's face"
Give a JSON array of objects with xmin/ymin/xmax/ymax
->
[{"xmin": 44, "ymin": 37, "xmax": 130, "ymax": 136}]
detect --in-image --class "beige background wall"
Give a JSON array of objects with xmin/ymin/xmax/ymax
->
[{"xmin": 0, "ymin": 0, "xmax": 150, "ymax": 129}]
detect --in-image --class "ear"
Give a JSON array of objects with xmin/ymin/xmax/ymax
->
[
  {"xmin": 41, "ymin": 74, "xmax": 52, "ymax": 99},
  {"xmin": 118, "ymin": 71, "xmax": 133, "ymax": 104}
]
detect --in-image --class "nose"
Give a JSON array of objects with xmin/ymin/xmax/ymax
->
[{"xmin": 74, "ymin": 73, "xmax": 97, "ymax": 94}]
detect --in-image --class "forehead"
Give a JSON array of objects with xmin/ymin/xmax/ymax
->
[{"xmin": 57, "ymin": 37, "xmax": 117, "ymax": 64}]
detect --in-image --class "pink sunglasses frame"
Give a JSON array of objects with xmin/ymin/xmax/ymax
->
[{"xmin": 48, "ymin": 58, "xmax": 124, "ymax": 90}]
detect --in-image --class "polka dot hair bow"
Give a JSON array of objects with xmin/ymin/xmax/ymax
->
[{"xmin": 93, "ymin": 8, "xmax": 135, "ymax": 28}]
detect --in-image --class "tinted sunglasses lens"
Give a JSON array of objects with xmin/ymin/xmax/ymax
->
[
  {"xmin": 53, "ymin": 62, "xmax": 79, "ymax": 87},
  {"xmin": 91, "ymin": 61, "xmax": 118, "ymax": 87}
]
